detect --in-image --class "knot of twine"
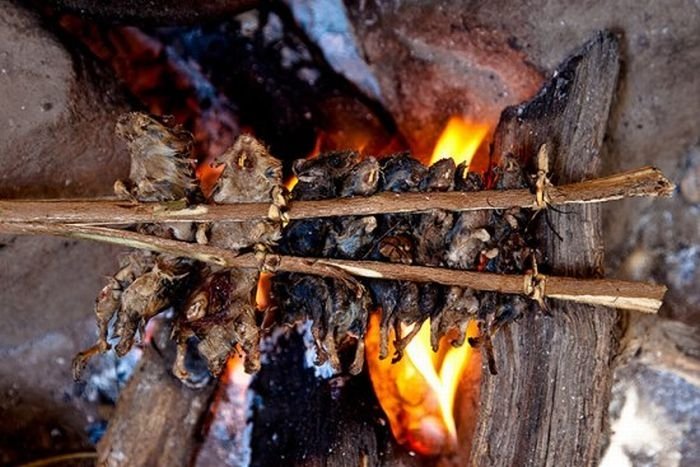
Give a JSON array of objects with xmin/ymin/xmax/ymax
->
[
  {"xmin": 257, "ymin": 184, "xmax": 288, "ymax": 273},
  {"xmin": 254, "ymin": 244, "xmax": 280, "ymax": 273},
  {"xmin": 523, "ymin": 255, "xmax": 547, "ymax": 308},
  {"xmin": 267, "ymin": 185, "xmax": 290, "ymax": 227},
  {"xmin": 523, "ymin": 271, "xmax": 547, "ymax": 308}
]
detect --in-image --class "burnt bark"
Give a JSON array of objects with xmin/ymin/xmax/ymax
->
[{"xmin": 470, "ymin": 31, "xmax": 621, "ymax": 466}]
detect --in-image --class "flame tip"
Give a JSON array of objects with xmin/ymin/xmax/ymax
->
[{"xmin": 430, "ymin": 116, "xmax": 490, "ymax": 168}]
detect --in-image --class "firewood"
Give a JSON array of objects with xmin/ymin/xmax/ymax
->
[
  {"xmin": 470, "ymin": 30, "xmax": 624, "ymax": 466},
  {"xmin": 95, "ymin": 326, "xmax": 216, "ymax": 467}
]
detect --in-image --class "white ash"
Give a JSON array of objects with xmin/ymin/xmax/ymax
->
[{"xmin": 82, "ymin": 348, "xmax": 142, "ymax": 404}]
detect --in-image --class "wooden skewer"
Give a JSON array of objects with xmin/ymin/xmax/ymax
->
[
  {"xmin": 0, "ymin": 222, "xmax": 667, "ymax": 314},
  {"xmin": 0, "ymin": 166, "xmax": 674, "ymax": 225}
]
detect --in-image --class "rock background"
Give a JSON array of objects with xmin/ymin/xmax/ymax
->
[{"xmin": 0, "ymin": 2, "xmax": 128, "ymax": 463}]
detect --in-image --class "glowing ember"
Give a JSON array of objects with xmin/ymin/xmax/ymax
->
[{"xmin": 430, "ymin": 117, "xmax": 490, "ymax": 168}]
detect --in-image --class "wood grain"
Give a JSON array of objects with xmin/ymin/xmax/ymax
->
[{"xmin": 470, "ymin": 31, "xmax": 622, "ymax": 466}]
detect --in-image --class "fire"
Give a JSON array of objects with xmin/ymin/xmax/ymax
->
[
  {"xmin": 430, "ymin": 117, "xmax": 490, "ymax": 168},
  {"xmin": 366, "ymin": 315, "xmax": 478, "ymax": 456},
  {"xmin": 366, "ymin": 115, "xmax": 490, "ymax": 456}
]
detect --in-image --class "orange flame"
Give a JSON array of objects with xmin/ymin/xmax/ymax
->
[
  {"xmin": 430, "ymin": 117, "xmax": 490, "ymax": 168},
  {"xmin": 366, "ymin": 314, "xmax": 478, "ymax": 456},
  {"xmin": 366, "ymin": 116, "xmax": 490, "ymax": 456}
]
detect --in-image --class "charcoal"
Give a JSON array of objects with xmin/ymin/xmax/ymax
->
[{"xmin": 380, "ymin": 153, "xmax": 427, "ymax": 192}]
